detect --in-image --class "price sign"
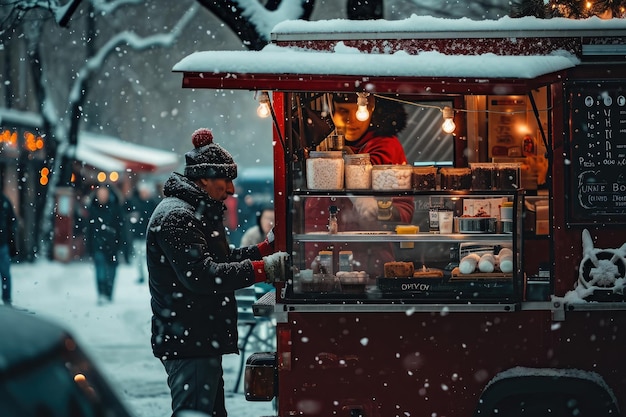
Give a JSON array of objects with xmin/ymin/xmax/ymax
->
[{"xmin": 567, "ymin": 81, "xmax": 626, "ymax": 223}]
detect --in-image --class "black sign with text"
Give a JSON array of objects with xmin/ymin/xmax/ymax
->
[{"xmin": 568, "ymin": 81, "xmax": 626, "ymax": 223}]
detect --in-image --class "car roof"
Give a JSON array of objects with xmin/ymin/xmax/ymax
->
[{"xmin": 0, "ymin": 306, "xmax": 70, "ymax": 375}]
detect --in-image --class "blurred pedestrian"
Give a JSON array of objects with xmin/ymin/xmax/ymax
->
[
  {"xmin": 146, "ymin": 128, "xmax": 287, "ymax": 417},
  {"xmin": 85, "ymin": 185, "xmax": 125, "ymax": 305},
  {"xmin": 239, "ymin": 206, "xmax": 274, "ymax": 247},
  {"xmin": 125, "ymin": 182, "xmax": 159, "ymax": 284},
  {"xmin": 0, "ymin": 193, "xmax": 18, "ymax": 306}
]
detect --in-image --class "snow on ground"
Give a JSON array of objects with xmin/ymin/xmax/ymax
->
[{"xmin": 11, "ymin": 259, "xmax": 275, "ymax": 417}]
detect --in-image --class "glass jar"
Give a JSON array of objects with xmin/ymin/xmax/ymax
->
[
  {"xmin": 412, "ymin": 166, "xmax": 438, "ymax": 190},
  {"xmin": 371, "ymin": 165, "xmax": 412, "ymax": 190},
  {"xmin": 495, "ymin": 163, "xmax": 521, "ymax": 190},
  {"xmin": 440, "ymin": 167, "xmax": 471, "ymax": 190},
  {"xmin": 470, "ymin": 162, "xmax": 495, "ymax": 190},
  {"xmin": 344, "ymin": 153, "xmax": 372, "ymax": 189},
  {"xmin": 306, "ymin": 151, "xmax": 344, "ymax": 189}
]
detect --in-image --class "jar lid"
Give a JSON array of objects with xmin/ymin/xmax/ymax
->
[
  {"xmin": 344, "ymin": 153, "xmax": 370, "ymax": 160},
  {"xmin": 413, "ymin": 166, "xmax": 437, "ymax": 174},
  {"xmin": 372, "ymin": 164, "xmax": 412, "ymax": 170},
  {"xmin": 440, "ymin": 167, "xmax": 471, "ymax": 174},
  {"xmin": 502, "ymin": 202, "xmax": 514, "ymax": 207},
  {"xmin": 469, "ymin": 162, "xmax": 495, "ymax": 169},
  {"xmin": 309, "ymin": 151, "xmax": 343, "ymax": 158}
]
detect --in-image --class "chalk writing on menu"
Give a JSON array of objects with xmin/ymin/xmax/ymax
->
[{"xmin": 569, "ymin": 82, "xmax": 626, "ymax": 222}]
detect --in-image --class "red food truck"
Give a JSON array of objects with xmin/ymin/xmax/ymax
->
[{"xmin": 174, "ymin": 16, "xmax": 626, "ymax": 417}]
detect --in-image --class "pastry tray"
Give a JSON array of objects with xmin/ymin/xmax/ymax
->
[{"xmin": 450, "ymin": 267, "xmax": 512, "ymax": 280}]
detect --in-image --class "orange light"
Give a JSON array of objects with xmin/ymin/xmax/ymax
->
[
  {"xmin": 97, "ymin": 172, "xmax": 107, "ymax": 182},
  {"xmin": 40, "ymin": 167, "xmax": 50, "ymax": 186},
  {"xmin": 109, "ymin": 172, "xmax": 119, "ymax": 182}
]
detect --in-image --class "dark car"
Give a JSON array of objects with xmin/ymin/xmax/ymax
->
[{"xmin": 0, "ymin": 306, "xmax": 134, "ymax": 417}]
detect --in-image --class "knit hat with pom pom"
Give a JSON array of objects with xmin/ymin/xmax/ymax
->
[{"xmin": 184, "ymin": 128, "xmax": 237, "ymax": 180}]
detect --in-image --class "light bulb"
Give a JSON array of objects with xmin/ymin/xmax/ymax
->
[
  {"xmin": 256, "ymin": 91, "xmax": 271, "ymax": 118},
  {"xmin": 257, "ymin": 102, "xmax": 270, "ymax": 118},
  {"xmin": 442, "ymin": 118, "xmax": 456, "ymax": 134},
  {"xmin": 442, "ymin": 106, "xmax": 456, "ymax": 134},
  {"xmin": 356, "ymin": 92, "xmax": 370, "ymax": 121}
]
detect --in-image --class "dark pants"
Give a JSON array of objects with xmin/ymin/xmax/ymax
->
[
  {"xmin": 0, "ymin": 245, "xmax": 11, "ymax": 303},
  {"xmin": 94, "ymin": 251, "xmax": 117, "ymax": 300},
  {"xmin": 161, "ymin": 356, "xmax": 227, "ymax": 417}
]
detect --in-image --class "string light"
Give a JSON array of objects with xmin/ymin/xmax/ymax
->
[
  {"xmin": 442, "ymin": 106, "xmax": 456, "ymax": 134},
  {"xmin": 256, "ymin": 91, "xmax": 271, "ymax": 118},
  {"xmin": 355, "ymin": 92, "xmax": 370, "ymax": 121}
]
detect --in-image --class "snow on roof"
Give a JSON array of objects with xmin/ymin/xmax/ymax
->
[
  {"xmin": 0, "ymin": 108, "xmax": 44, "ymax": 129},
  {"xmin": 271, "ymin": 14, "xmax": 626, "ymax": 38},
  {"xmin": 75, "ymin": 132, "xmax": 179, "ymax": 173},
  {"xmin": 173, "ymin": 44, "xmax": 579, "ymax": 80},
  {"xmin": 172, "ymin": 15, "xmax": 626, "ymax": 80}
]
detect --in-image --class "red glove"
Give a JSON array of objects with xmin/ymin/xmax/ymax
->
[
  {"xmin": 256, "ymin": 227, "xmax": 275, "ymax": 257},
  {"xmin": 252, "ymin": 261, "xmax": 267, "ymax": 283}
]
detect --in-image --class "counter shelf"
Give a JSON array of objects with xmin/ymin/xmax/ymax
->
[
  {"xmin": 295, "ymin": 232, "xmax": 514, "ymax": 242},
  {"xmin": 292, "ymin": 189, "xmax": 522, "ymax": 197}
]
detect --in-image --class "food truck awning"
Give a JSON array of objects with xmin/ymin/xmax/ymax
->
[
  {"xmin": 173, "ymin": 16, "xmax": 626, "ymax": 95},
  {"xmin": 74, "ymin": 132, "xmax": 179, "ymax": 174}
]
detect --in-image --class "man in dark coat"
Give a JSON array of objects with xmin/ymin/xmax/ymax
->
[
  {"xmin": 85, "ymin": 185, "xmax": 125, "ymax": 304},
  {"xmin": 146, "ymin": 128, "xmax": 287, "ymax": 417}
]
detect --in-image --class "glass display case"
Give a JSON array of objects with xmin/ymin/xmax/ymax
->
[{"xmin": 286, "ymin": 189, "xmax": 523, "ymax": 303}]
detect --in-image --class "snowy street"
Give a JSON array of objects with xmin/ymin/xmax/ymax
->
[{"xmin": 10, "ymin": 259, "xmax": 275, "ymax": 417}]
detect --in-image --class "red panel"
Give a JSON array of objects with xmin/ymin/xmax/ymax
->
[
  {"xmin": 277, "ymin": 310, "xmax": 626, "ymax": 416},
  {"xmin": 180, "ymin": 72, "xmax": 560, "ymax": 96}
]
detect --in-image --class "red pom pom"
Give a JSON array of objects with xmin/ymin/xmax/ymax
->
[{"xmin": 191, "ymin": 128, "xmax": 213, "ymax": 148}]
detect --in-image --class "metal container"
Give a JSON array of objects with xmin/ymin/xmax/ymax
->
[{"xmin": 458, "ymin": 217, "xmax": 497, "ymax": 233}]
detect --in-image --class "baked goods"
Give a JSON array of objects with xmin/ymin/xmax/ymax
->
[
  {"xmin": 384, "ymin": 261, "xmax": 414, "ymax": 278},
  {"xmin": 498, "ymin": 248, "xmax": 513, "ymax": 273},
  {"xmin": 459, "ymin": 253, "xmax": 481, "ymax": 274},
  {"xmin": 478, "ymin": 253, "xmax": 497, "ymax": 273},
  {"xmin": 412, "ymin": 268, "xmax": 444, "ymax": 278}
]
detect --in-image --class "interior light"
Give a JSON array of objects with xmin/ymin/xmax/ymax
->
[
  {"xmin": 256, "ymin": 91, "xmax": 271, "ymax": 118},
  {"xmin": 356, "ymin": 92, "xmax": 370, "ymax": 121},
  {"xmin": 442, "ymin": 106, "xmax": 456, "ymax": 134}
]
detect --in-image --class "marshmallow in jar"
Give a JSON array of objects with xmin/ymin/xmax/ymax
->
[
  {"xmin": 344, "ymin": 153, "xmax": 372, "ymax": 189},
  {"xmin": 371, "ymin": 165, "xmax": 412, "ymax": 190},
  {"xmin": 306, "ymin": 151, "xmax": 344, "ymax": 190}
]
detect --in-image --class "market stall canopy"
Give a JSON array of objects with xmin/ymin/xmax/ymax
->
[
  {"xmin": 173, "ymin": 15, "xmax": 626, "ymax": 95},
  {"xmin": 75, "ymin": 132, "xmax": 179, "ymax": 174}
]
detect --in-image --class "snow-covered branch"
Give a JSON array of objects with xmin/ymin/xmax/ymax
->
[
  {"xmin": 68, "ymin": 3, "xmax": 199, "ymax": 103},
  {"xmin": 233, "ymin": 0, "xmax": 308, "ymax": 41}
]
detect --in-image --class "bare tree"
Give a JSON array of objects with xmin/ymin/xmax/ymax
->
[
  {"xmin": 194, "ymin": 0, "xmax": 395, "ymax": 50},
  {"xmin": 2, "ymin": 0, "xmax": 198, "ymax": 258}
]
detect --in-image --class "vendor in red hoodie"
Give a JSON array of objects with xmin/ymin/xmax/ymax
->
[{"xmin": 304, "ymin": 93, "xmax": 414, "ymax": 277}]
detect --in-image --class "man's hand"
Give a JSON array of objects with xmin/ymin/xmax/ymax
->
[
  {"xmin": 263, "ymin": 251, "xmax": 289, "ymax": 282},
  {"xmin": 352, "ymin": 197, "xmax": 378, "ymax": 221}
]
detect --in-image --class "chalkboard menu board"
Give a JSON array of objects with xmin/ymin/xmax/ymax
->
[{"xmin": 567, "ymin": 81, "xmax": 626, "ymax": 224}]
